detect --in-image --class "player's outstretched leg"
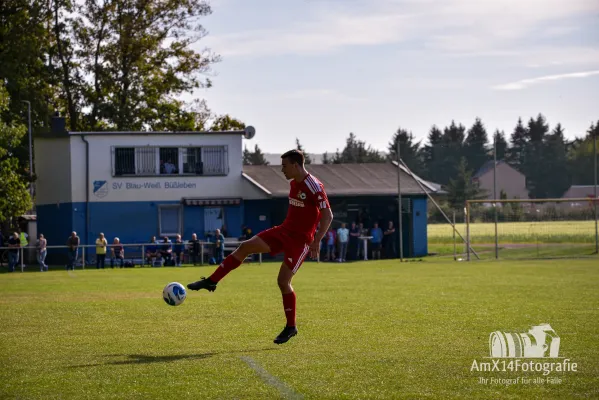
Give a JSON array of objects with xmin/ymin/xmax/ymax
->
[
  {"xmin": 187, "ymin": 235, "xmax": 271, "ymax": 291},
  {"xmin": 274, "ymin": 263, "xmax": 298, "ymax": 344}
]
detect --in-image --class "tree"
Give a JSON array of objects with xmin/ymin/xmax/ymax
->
[
  {"xmin": 436, "ymin": 121, "xmax": 466, "ymax": 185},
  {"xmin": 210, "ymin": 114, "xmax": 245, "ymax": 131},
  {"xmin": 322, "ymin": 152, "xmax": 331, "ymax": 165},
  {"xmin": 331, "ymin": 132, "xmax": 385, "ymax": 163},
  {"xmin": 446, "ymin": 157, "xmax": 486, "ymax": 209},
  {"xmin": 568, "ymin": 121, "xmax": 599, "ymax": 185},
  {"xmin": 543, "ymin": 123, "xmax": 570, "ymax": 197},
  {"xmin": 243, "ymin": 144, "xmax": 269, "ymax": 166},
  {"xmin": 507, "ymin": 118, "xmax": 527, "ymax": 169},
  {"xmin": 463, "ymin": 118, "xmax": 489, "ymax": 174},
  {"xmin": 522, "ymin": 114, "xmax": 551, "ymax": 198},
  {"xmin": 0, "ymin": 86, "xmax": 32, "ymax": 223},
  {"xmin": 493, "ymin": 130, "xmax": 508, "ymax": 161},
  {"xmin": 51, "ymin": 0, "xmax": 220, "ymax": 131},
  {"xmin": 0, "ymin": 0, "xmax": 55, "ymax": 183},
  {"xmin": 295, "ymin": 138, "xmax": 312, "ymax": 164},
  {"xmin": 526, "ymin": 114, "xmax": 549, "ymax": 142},
  {"xmin": 421, "ymin": 125, "xmax": 443, "ymax": 182},
  {"xmin": 387, "ymin": 127, "xmax": 424, "ymax": 176}
]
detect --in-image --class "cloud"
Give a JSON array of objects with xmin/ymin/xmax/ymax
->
[
  {"xmin": 492, "ymin": 70, "xmax": 599, "ymax": 90},
  {"xmin": 205, "ymin": 0, "xmax": 599, "ymax": 57}
]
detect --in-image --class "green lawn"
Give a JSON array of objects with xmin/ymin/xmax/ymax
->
[
  {"xmin": 1, "ymin": 260, "xmax": 598, "ymax": 399},
  {"xmin": 428, "ymin": 220, "xmax": 597, "ymax": 244}
]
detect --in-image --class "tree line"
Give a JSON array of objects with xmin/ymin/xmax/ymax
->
[{"xmin": 244, "ymin": 115, "xmax": 599, "ymax": 203}]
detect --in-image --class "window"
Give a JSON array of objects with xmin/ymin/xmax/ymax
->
[
  {"xmin": 135, "ymin": 147, "xmax": 157, "ymax": 175},
  {"xmin": 182, "ymin": 147, "xmax": 203, "ymax": 174},
  {"xmin": 114, "ymin": 148, "xmax": 135, "ymax": 176},
  {"xmin": 159, "ymin": 148, "xmax": 179, "ymax": 174},
  {"xmin": 201, "ymin": 146, "xmax": 228, "ymax": 175},
  {"xmin": 159, "ymin": 205, "xmax": 181, "ymax": 236},
  {"xmin": 111, "ymin": 145, "xmax": 228, "ymax": 177}
]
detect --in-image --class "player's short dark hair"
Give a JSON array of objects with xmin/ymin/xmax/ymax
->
[{"xmin": 281, "ymin": 149, "xmax": 305, "ymax": 166}]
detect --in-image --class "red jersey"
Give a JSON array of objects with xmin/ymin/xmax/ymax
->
[{"xmin": 280, "ymin": 174, "xmax": 330, "ymax": 243}]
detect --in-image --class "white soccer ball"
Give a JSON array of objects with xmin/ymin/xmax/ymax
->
[{"xmin": 163, "ymin": 282, "xmax": 187, "ymax": 306}]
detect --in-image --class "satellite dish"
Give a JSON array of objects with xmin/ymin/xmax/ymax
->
[{"xmin": 244, "ymin": 126, "xmax": 256, "ymax": 139}]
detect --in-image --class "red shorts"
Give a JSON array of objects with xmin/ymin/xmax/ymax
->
[{"xmin": 257, "ymin": 226, "xmax": 310, "ymax": 274}]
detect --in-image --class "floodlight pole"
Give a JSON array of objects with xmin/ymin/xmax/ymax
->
[
  {"xmin": 493, "ymin": 134, "xmax": 498, "ymax": 259},
  {"xmin": 397, "ymin": 138, "xmax": 404, "ymax": 261},
  {"xmin": 21, "ymin": 100, "xmax": 33, "ymax": 199},
  {"xmin": 594, "ymin": 133, "xmax": 598, "ymax": 254}
]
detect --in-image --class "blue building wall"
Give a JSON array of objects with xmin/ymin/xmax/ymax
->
[
  {"xmin": 37, "ymin": 196, "xmax": 428, "ymax": 258},
  {"xmin": 411, "ymin": 197, "xmax": 428, "ymax": 257},
  {"xmin": 38, "ymin": 201, "xmax": 244, "ymax": 247},
  {"xmin": 243, "ymin": 200, "xmax": 272, "ymax": 235}
]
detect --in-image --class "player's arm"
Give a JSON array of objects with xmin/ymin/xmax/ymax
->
[
  {"xmin": 309, "ymin": 183, "xmax": 333, "ymax": 258},
  {"xmin": 314, "ymin": 208, "xmax": 333, "ymax": 243}
]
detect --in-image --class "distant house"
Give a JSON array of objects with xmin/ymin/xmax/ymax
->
[
  {"xmin": 472, "ymin": 160, "xmax": 529, "ymax": 200},
  {"xmin": 561, "ymin": 185, "xmax": 598, "ymax": 201}
]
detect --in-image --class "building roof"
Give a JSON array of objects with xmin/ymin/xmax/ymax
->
[
  {"xmin": 473, "ymin": 160, "xmax": 523, "ymax": 179},
  {"xmin": 242, "ymin": 163, "xmax": 439, "ymax": 197},
  {"xmin": 562, "ymin": 185, "xmax": 599, "ymax": 199}
]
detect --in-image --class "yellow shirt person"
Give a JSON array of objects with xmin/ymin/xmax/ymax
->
[{"xmin": 96, "ymin": 235, "xmax": 108, "ymax": 255}]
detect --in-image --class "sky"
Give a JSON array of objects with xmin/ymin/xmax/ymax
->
[{"xmin": 190, "ymin": 0, "xmax": 599, "ymax": 154}]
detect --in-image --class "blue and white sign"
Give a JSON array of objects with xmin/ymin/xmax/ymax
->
[{"xmin": 93, "ymin": 180, "xmax": 109, "ymax": 198}]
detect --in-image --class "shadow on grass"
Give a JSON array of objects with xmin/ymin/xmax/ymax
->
[{"xmin": 68, "ymin": 347, "xmax": 279, "ymax": 368}]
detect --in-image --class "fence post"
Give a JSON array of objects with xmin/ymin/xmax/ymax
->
[
  {"xmin": 82, "ymin": 247, "xmax": 85, "ymax": 269},
  {"xmin": 200, "ymin": 243, "xmax": 204, "ymax": 265},
  {"xmin": 20, "ymin": 247, "xmax": 24, "ymax": 272},
  {"xmin": 453, "ymin": 211, "xmax": 456, "ymax": 261},
  {"xmin": 466, "ymin": 202, "xmax": 471, "ymax": 262},
  {"xmin": 259, "ymin": 253, "xmax": 262, "ymax": 265},
  {"xmin": 141, "ymin": 245, "xmax": 145, "ymax": 267}
]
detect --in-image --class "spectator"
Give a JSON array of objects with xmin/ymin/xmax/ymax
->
[
  {"xmin": 348, "ymin": 222, "xmax": 360, "ymax": 260},
  {"xmin": 214, "ymin": 228, "xmax": 225, "ymax": 265},
  {"xmin": 95, "ymin": 233, "xmax": 107, "ymax": 269},
  {"xmin": 355, "ymin": 222, "xmax": 365, "ymax": 260},
  {"xmin": 37, "ymin": 234, "xmax": 48, "ymax": 272},
  {"xmin": 370, "ymin": 223, "xmax": 383, "ymax": 260},
  {"xmin": 239, "ymin": 225, "xmax": 252, "ymax": 241},
  {"xmin": 160, "ymin": 236, "xmax": 172, "ymax": 264},
  {"xmin": 173, "ymin": 234, "xmax": 184, "ymax": 266},
  {"xmin": 7, "ymin": 232, "xmax": 20, "ymax": 272},
  {"xmin": 146, "ymin": 236, "xmax": 158, "ymax": 264},
  {"xmin": 325, "ymin": 228, "xmax": 336, "ymax": 261},
  {"xmin": 221, "ymin": 224, "xmax": 228, "ymax": 238},
  {"xmin": 66, "ymin": 231, "xmax": 80, "ymax": 271},
  {"xmin": 110, "ymin": 237, "xmax": 124, "ymax": 268},
  {"xmin": 383, "ymin": 221, "xmax": 397, "ymax": 259},
  {"xmin": 336, "ymin": 223, "xmax": 349, "ymax": 262},
  {"xmin": 160, "ymin": 159, "xmax": 177, "ymax": 174},
  {"xmin": 188, "ymin": 233, "xmax": 200, "ymax": 265}
]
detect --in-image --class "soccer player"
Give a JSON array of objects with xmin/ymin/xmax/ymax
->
[{"xmin": 187, "ymin": 149, "xmax": 333, "ymax": 344}]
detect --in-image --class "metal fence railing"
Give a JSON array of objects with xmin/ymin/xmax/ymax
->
[{"xmin": 0, "ymin": 241, "xmax": 263, "ymax": 273}]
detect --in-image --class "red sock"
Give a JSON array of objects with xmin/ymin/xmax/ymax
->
[
  {"xmin": 209, "ymin": 254, "xmax": 242, "ymax": 282},
  {"xmin": 282, "ymin": 292, "xmax": 296, "ymax": 327}
]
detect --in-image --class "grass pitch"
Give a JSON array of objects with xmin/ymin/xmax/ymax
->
[
  {"xmin": 428, "ymin": 220, "xmax": 597, "ymax": 244},
  {"xmin": 1, "ymin": 259, "xmax": 598, "ymax": 399}
]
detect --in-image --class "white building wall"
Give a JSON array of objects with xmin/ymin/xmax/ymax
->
[
  {"xmin": 34, "ymin": 137, "xmax": 73, "ymax": 205},
  {"xmin": 69, "ymin": 133, "xmax": 246, "ymax": 203}
]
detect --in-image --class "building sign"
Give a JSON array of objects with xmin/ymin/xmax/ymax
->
[
  {"xmin": 111, "ymin": 181, "xmax": 197, "ymax": 190},
  {"xmin": 92, "ymin": 179, "xmax": 199, "ymax": 199}
]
